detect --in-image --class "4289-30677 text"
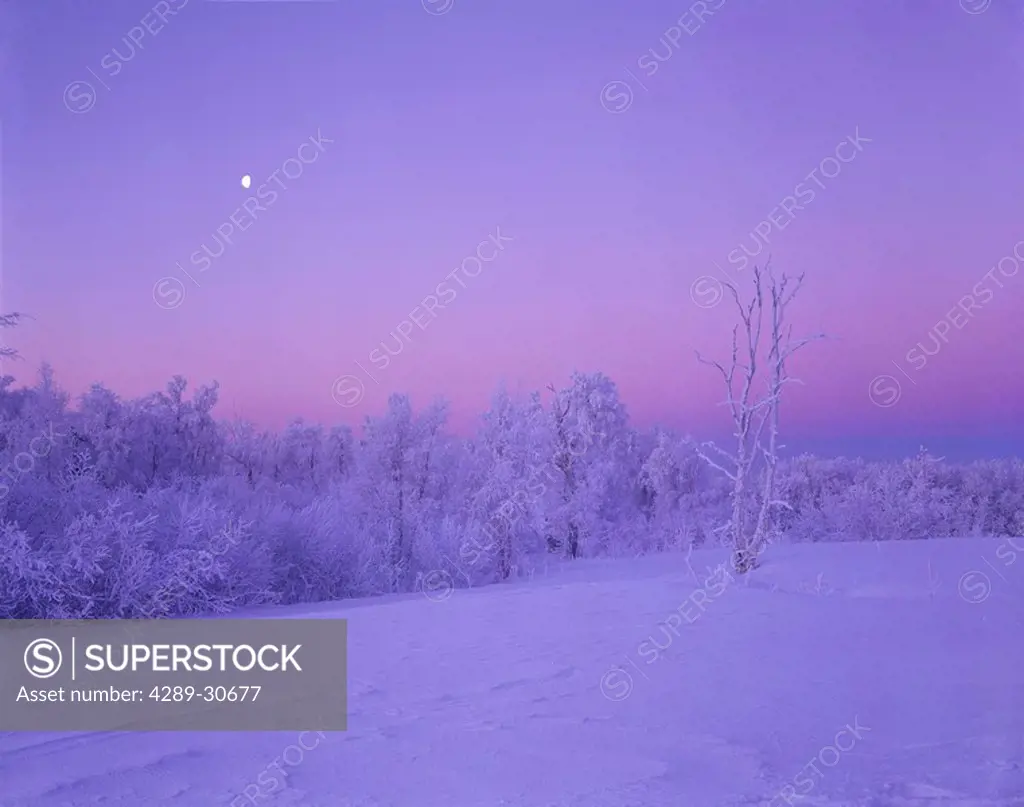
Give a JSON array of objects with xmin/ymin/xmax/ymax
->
[{"xmin": 149, "ymin": 684, "xmax": 260, "ymax": 703}]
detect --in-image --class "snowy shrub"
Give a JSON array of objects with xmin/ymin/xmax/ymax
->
[{"xmin": 0, "ymin": 522, "xmax": 61, "ymax": 618}]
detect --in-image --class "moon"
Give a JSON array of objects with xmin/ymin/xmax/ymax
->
[{"xmin": 241, "ymin": 175, "xmax": 251, "ymax": 189}]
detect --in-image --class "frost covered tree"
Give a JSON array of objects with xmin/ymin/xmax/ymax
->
[
  {"xmin": 639, "ymin": 430, "xmax": 712, "ymax": 550},
  {"xmin": 94, "ymin": 377, "xmax": 222, "ymax": 490},
  {"xmin": 221, "ymin": 420, "xmax": 269, "ymax": 489},
  {"xmin": 68, "ymin": 383, "xmax": 126, "ymax": 487},
  {"xmin": 264, "ymin": 419, "xmax": 348, "ymax": 493},
  {"xmin": 695, "ymin": 264, "xmax": 823, "ymax": 572},
  {"xmin": 357, "ymin": 394, "xmax": 450, "ymax": 592},
  {"xmin": 463, "ymin": 385, "xmax": 548, "ymax": 580},
  {"xmin": 542, "ymin": 372, "xmax": 629, "ymax": 558}
]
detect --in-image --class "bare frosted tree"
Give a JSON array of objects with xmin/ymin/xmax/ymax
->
[
  {"xmin": 0, "ymin": 312, "xmax": 24, "ymax": 362},
  {"xmin": 695, "ymin": 263, "xmax": 823, "ymax": 573}
]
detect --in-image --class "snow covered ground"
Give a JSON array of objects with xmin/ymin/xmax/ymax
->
[{"xmin": 2, "ymin": 537, "xmax": 1022, "ymax": 807}]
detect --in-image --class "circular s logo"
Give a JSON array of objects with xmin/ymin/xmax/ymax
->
[
  {"xmin": 421, "ymin": 0, "xmax": 454, "ymax": 14},
  {"xmin": 868, "ymin": 374, "xmax": 901, "ymax": 408},
  {"xmin": 63, "ymin": 81, "xmax": 97, "ymax": 114},
  {"xmin": 960, "ymin": 0, "xmax": 991, "ymax": 14},
  {"xmin": 152, "ymin": 277, "xmax": 185, "ymax": 310},
  {"xmin": 331, "ymin": 375, "xmax": 365, "ymax": 408},
  {"xmin": 24, "ymin": 638, "xmax": 63, "ymax": 678},
  {"xmin": 420, "ymin": 569, "xmax": 454, "ymax": 602},
  {"xmin": 958, "ymin": 570, "xmax": 991, "ymax": 604},
  {"xmin": 599, "ymin": 665, "xmax": 634, "ymax": 701},
  {"xmin": 690, "ymin": 275, "xmax": 723, "ymax": 309},
  {"xmin": 600, "ymin": 80, "xmax": 634, "ymax": 114}
]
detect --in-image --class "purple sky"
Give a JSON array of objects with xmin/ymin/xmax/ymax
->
[{"xmin": 3, "ymin": 0, "xmax": 1023, "ymax": 458}]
